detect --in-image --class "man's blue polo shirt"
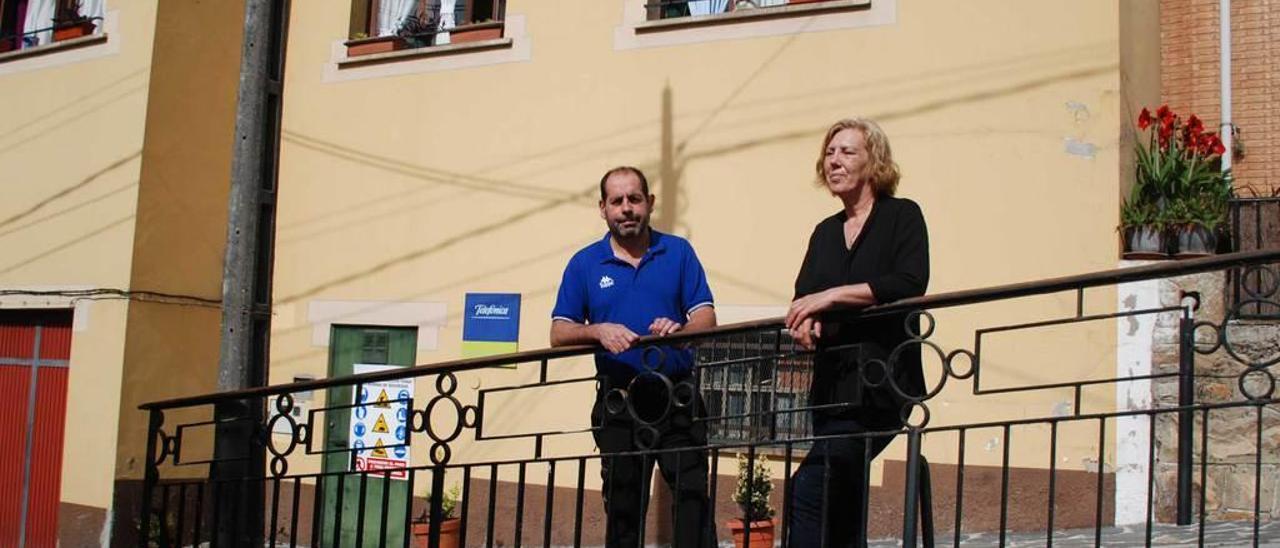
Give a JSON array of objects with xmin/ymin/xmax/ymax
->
[{"xmin": 552, "ymin": 230, "xmax": 714, "ymax": 383}]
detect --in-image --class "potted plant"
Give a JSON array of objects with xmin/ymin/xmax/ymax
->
[
  {"xmin": 1120, "ymin": 194, "xmax": 1166, "ymax": 259},
  {"xmin": 1123, "ymin": 105, "xmax": 1229, "ymax": 259},
  {"xmin": 727, "ymin": 454, "xmax": 777, "ymax": 548},
  {"xmin": 448, "ymin": 19, "xmax": 503, "ymax": 43},
  {"xmin": 411, "ymin": 485, "xmax": 461, "ymax": 548},
  {"xmin": 52, "ymin": 2, "xmax": 96, "ymax": 42},
  {"xmin": 344, "ymin": 31, "xmax": 404, "ymax": 57},
  {"xmin": 346, "ymin": 11, "xmax": 440, "ymax": 57},
  {"xmin": 397, "ymin": 11, "xmax": 441, "ymax": 49},
  {"xmin": 1169, "ymin": 192, "xmax": 1227, "ymax": 257}
]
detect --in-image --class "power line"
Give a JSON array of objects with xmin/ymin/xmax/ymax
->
[{"xmin": 0, "ymin": 288, "xmax": 221, "ymax": 308}]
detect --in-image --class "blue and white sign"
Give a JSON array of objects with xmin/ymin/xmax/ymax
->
[{"xmin": 462, "ymin": 293, "xmax": 521, "ymax": 357}]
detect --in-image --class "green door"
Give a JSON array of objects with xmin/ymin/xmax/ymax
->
[{"xmin": 321, "ymin": 326, "xmax": 417, "ymax": 547}]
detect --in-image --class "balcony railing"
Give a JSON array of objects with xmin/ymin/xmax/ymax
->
[
  {"xmin": 136, "ymin": 249, "xmax": 1280, "ymax": 547},
  {"xmin": 1229, "ymin": 196, "xmax": 1280, "ymax": 319}
]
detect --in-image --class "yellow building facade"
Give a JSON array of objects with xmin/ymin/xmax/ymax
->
[
  {"xmin": 269, "ymin": 0, "xmax": 1159, "ymax": 541},
  {"xmin": 0, "ymin": 0, "xmax": 1160, "ymax": 544}
]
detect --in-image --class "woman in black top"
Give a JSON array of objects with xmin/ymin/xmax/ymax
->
[{"xmin": 784, "ymin": 118, "xmax": 929, "ymax": 547}]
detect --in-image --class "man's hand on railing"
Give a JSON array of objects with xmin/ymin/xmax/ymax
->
[
  {"xmin": 649, "ymin": 317, "xmax": 683, "ymax": 337},
  {"xmin": 590, "ymin": 323, "xmax": 640, "ymax": 354}
]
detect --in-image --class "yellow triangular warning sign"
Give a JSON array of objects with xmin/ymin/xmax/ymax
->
[
  {"xmin": 374, "ymin": 388, "xmax": 391, "ymax": 408},
  {"xmin": 372, "ymin": 413, "xmax": 390, "ymax": 434},
  {"xmin": 371, "ymin": 438, "xmax": 388, "ymax": 458}
]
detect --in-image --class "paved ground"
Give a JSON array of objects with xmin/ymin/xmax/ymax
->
[{"xmin": 864, "ymin": 519, "xmax": 1280, "ymax": 547}]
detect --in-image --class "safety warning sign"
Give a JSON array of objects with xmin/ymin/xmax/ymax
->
[{"xmin": 348, "ymin": 364, "xmax": 413, "ymax": 479}]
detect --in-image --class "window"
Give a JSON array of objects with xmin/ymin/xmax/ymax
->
[
  {"xmin": 0, "ymin": 0, "xmax": 103, "ymax": 54},
  {"xmin": 696, "ymin": 330, "xmax": 812, "ymax": 446},
  {"xmin": 646, "ymin": 0, "xmax": 818, "ymax": 21},
  {"xmin": 345, "ymin": 0, "xmax": 506, "ymax": 57}
]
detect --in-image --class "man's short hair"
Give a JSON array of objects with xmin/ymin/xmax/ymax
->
[{"xmin": 599, "ymin": 166, "xmax": 651, "ymax": 201}]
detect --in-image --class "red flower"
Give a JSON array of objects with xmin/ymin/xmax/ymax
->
[
  {"xmin": 1156, "ymin": 104, "xmax": 1173, "ymax": 123},
  {"xmin": 1186, "ymin": 114, "xmax": 1203, "ymax": 134},
  {"xmin": 1157, "ymin": 121, "xmax": 1175, "ymax": 150},
  {"xmin": 1138, "ymin": 107, "xmax": 1153, "ymax": 130}
]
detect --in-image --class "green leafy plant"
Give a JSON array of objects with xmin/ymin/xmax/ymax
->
[
  {"xmin": 397, "ymin": 11, "xmax": 440, "ymax": 48},
  {"xmin": 733, "ymin": 454, "xmax": 775, "ymax": 523},
  {"xmin": 422, "ymin": 484, "xmax": 461, "ymax": 521},
  {"xmin": 53, "ymin": 1, "xmax": 89, "ymax": 25}
]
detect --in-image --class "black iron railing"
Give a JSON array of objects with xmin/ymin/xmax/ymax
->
[
  {"xmin": 137, "ymin": 249, "xmax": 1280, "ymax": 547},
  {"xmin": 1229, "ymin": 196, "xmax": 1280, "ymax": 319}
]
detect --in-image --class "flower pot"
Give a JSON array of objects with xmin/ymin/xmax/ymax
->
[
  {"xmin": 53, "ymin": 21, "xmax": 96, "ymax": 42},
  {"xmin": 448, "ymin": 22, "xmax": 502, "ymax": 43},
  {"xmin": 1121, "ymin": 225, "xmax": 1168, "ymax": 260},
  {"xmin": 727, "ymin": 518, "xmax": 777, "ymax": 548},
  {"xmin": 345, "ymin": 35, "xmax": 406, "ymax": 57},
  {"xmin": 411, "ymin": 517, "xmax": 460, "ymax": 548},
  {"xmin": 1174, "ymin": 223, "xmax": 1217, "ymax": 258}
]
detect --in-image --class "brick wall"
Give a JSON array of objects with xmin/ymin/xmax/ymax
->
[{"xmin": 1161, "ymin": 0, "xmax": 1278, "ymax": 195}]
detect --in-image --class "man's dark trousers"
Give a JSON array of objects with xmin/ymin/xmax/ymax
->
[{"xmin": 591, "ymin": 376, "xmax": 716, "ymax": 548}]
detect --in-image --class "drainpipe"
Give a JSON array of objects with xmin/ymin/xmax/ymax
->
[{"xmin": 1220, "ymin": 0, "xmax": 1232, "ymax": 178}]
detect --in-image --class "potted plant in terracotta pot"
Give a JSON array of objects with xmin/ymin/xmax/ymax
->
[
  {"xmin": 727, "ymin": 454, "xmax": 777, "ymax": 548},
  {"xmin": 448, "ymin": 19, "xmax": 503, "ymax": 43},
  {"xmin": 52, "ymin": 2, "xmax": 96, "ymax": 42},
  {"xmin": 412, "ymin": 485, "xmax": 461, "ymax": 548},
  {"xmin": 346, "ymin": 11, "xmax": 441, "ymax": 57}
]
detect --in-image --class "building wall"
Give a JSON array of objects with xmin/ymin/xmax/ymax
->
[
  {"xmin": 271, "ymin": 0, "xmax": 1160, "ymax": 498},
  {"xmin": 0, "ymin": 1, "xmax": 159, "ymax": 543},
  {"xmin": 1161, "ymin": 0, "xmax": 1279, "ymax": 195},
  {"xmin": 110, "ymin": 1, "xmax": 246, "ymax": 543}
]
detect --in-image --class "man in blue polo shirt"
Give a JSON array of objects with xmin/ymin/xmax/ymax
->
[{"xmin": 551, "ymin": 166, "xmax": 716, "ymax": 547}]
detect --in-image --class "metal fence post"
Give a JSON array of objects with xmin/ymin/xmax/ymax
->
[
  {"xmin": 1176, "ymin": 311, "xmax": 1195, "ymax": 525},
  {"xmin": 140, "ymin": 409, "xmax": 163, "ymax": 548},
  {"xmin": 902, "ymin": 428, "xmax": 923, "ymax": 547}
]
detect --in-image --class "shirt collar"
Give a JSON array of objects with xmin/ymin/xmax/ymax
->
[{"xmin": 595, "ymin": 229, "xmax": 668, "ymax": 264}]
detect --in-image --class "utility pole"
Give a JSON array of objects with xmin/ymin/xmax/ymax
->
[{"xmin": 212, "ymin": 0, "xmax": 290, "ymax": 544}]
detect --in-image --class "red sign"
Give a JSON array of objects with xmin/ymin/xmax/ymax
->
[{"xmin": 354, "ymin": 456, "xmax": 408, "ymax": 479}]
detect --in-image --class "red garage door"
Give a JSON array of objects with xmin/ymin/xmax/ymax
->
[{"xmin": 0, "ymin": 310, "xmax": 72, "ymax": 548}]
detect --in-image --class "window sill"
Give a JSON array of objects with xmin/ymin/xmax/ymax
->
[
  {"xmin": 0, "ymin": 33, "xmax": 107, "ymax": 64},
  {"xmin": 635, "ymin": 0, "xmax": 871, "ymax": 33},
  {"xmin": 337, "ymin": 36, "xmax": 513, "ymax": 68}
]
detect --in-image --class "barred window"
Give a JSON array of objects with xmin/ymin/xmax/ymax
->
[{"xmin": 696, "ymin": 329, "xmax": 812, "ymax": 446}]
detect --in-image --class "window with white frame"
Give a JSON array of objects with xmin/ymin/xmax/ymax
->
[
  {"xmin": 0, "ymin": 0, "xmax": 103, "ymax": 53},
  {"xmin": 646, "ymin": 0, "xmax": 818, "ymax": 21},
  {"xmin": 345, "ymin": 0, "xmax": 505, "ymax": 57}
]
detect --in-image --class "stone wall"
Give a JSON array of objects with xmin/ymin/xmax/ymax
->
[{"xmin": 1147, "ymin": 270, "xmax": 1280, "ymax": 522}]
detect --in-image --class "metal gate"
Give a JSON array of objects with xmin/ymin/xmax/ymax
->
[{"xmin": 0, "ymin": 310, "xmax": 72, "ymax": 547}]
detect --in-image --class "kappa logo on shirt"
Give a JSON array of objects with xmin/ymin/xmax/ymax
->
[{"xmin": 599, "ymin": 275, "xmax": 614, "ymax": 289}]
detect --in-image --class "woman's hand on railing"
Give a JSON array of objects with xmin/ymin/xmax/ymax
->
[{"xmin": 790, "ymin": 317, "xmax": 822, "ymax": 350}]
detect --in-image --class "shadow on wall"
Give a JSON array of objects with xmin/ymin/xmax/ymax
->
[{"xmin": 274, "ymin": 48, "xmax": 1116, "ymax": 312}]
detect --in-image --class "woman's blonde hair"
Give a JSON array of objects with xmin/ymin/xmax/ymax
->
[{"xmin": 814, "ymin": 118, "xmax": 900, "ymax": 197}]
